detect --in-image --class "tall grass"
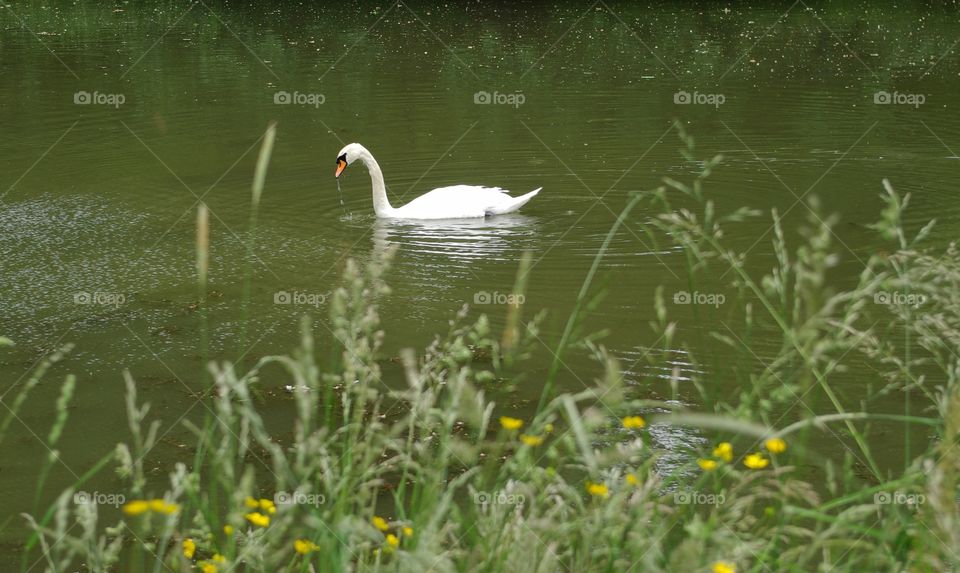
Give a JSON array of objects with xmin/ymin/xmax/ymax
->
[{"xmin": 12, "ymin": 125, "xmax": 960, "ymax": 571}]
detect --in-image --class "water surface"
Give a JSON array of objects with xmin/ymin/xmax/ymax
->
[{"xmin": 2, "ymin": 0, "xmax": 959, "ymax": 552}]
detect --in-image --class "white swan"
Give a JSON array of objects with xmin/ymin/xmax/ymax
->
[{"xmin": 334, "ymin": 143, "xmax": 540, "ymax": 219}]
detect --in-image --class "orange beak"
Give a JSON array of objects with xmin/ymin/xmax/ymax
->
[{"xmin": 335, "ymin": 159, "xmax": 347, "ymax": 178}]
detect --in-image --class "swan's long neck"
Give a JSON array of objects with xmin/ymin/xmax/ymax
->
[{"xmin": 358, "ymin": 149, "xmax": 393, "ymax": 217}]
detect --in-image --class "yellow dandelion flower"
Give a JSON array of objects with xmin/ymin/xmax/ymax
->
[
  {"xmin": 148, "ymin": 499, "xmax": 179, "ymax": 514},
  {"xmin": 244, "ymin": 496, "xmax": 259, "ymax": 509},
  {"xmin": 713, "ymin": 442, "xmax": 733, "ymax": 462},
  {"xmin": 625, "ymin": 473, "xmax": 639, "ymax": 486},
  {"xmin": 698, "ymin": 458, "xmax": 718, "ymax": 471},
  {"xmin": 122, "ymin": 500, "xmax": 150, "ymax": 516},
  {"xmin": 712, "ymin": 560, "xmax": 736, "ymax": 573},
  {"xmin": 499, "ymin": 416, "xmax": 523, "ymax": 431},
  {"xmin": 201, "ymin": 564, "xmax": 217, "ymax": 573},
  {"xmin": 212, "ymin": 554, "xmax": 225, "ymax": 563},
  {"xmin": 622, "ymin": 415, "xmax": 646, "ymax": 429},
  {"xmin": 520, "ymin": 434, "xmax": 544, "ymax": 447},
  {"xmin": 223, "ymin": 525, "xmax": 234, "ymax": 535},
  {"xmin": 764, "ymin": 438, "xmax": 786, "ymax": 454},
  {"xmin": 259, "ymin": 498, "xmax": 276, "ymax": 514},
  {"xmin": 744, "ymin": 452, "xmax": 770, "ymax": 469},
  {"xmin": 182, "ymin": 538, "xmax": 196, "ymax": 559},
  {"xmin": 244, "ymin": 511, "xmax": 270, "ymax": 527},
  {"xmin": 372, "ymin": 516, "xmax": 390, "ymax": 531},
  {"xmin": 586, "ymin": 481, "xmax": 609, "ymax": 498},
  {"xmin": 402, "ymin": 526, "xmax": 414, "ymax": 537},
  {"xmin": 385, "ymin": 533, "xmax": 400, "ymax": 550},
  {"xmin": 295, "ymin": 539, "xmax": 319, "ymax": 554}
]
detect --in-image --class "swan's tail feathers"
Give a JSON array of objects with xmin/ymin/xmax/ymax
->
[{"xmin": 487, "ymin": 187, "xmax": 541, "ymax": 215}]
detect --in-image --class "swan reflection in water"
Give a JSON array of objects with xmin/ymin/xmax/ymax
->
[
  {"xmin": 371, "ymin": 214, "xmax": 538, "ymax": 264},
  {"xmin": 364, "ymin": 214, "xmax": 540, "ymax": 319}
]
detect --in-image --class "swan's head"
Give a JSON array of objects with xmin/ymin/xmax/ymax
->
[{"xmin": 335, "ymin": 143, "xmax": 365, "ymax": 178}]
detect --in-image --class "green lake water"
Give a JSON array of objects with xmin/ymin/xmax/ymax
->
[{"xmin": 2, "ymin": 0, "xmax": 959, "ymax": 555}]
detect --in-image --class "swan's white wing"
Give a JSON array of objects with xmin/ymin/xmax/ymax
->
[{"xmin": 392, "ymin": 185, "xmax": 537, "ymax": 219}]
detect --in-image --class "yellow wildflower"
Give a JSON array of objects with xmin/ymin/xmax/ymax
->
[
  {"xmin": 182, "ymin": 538, "xmax": 196, "ymax": 559},
  {"xmin": 622, "ymin": 415, "xmax": 646, "ymax": 429},
  {"xmin": 122, "ymin": 499, "xmax": 178, "ymax": 516},
  {"xmin": 372, "ymin": 516, "xmax": 390, "ymax": 531},
  {"xmin": 212, "ymin": 554, "xmax": 225, "ymax": 563},
  {"xmin": 200, "ymin": 564, "xmax": 217, "ymax": 573},
  {"xmin": 402, "ymin": 526, "xmax": 414, "ymax": 537},
  {"xmin": 499, "ymin": 416, "xmax": 523, "ymax": 431},
  {"xmin": 244, "ymin": 512, "xmax": 270, "ymax": 527},
  {"xmin": 385, "ymin": 533, "xmax": 400, "ymax": 550},
  {"xmin": 223, "ymin": 525, "xmax": 234, "ymax": 535},
  {"xmin": 712, "ymin": 561, "xmax": 736, "ymax": 573},
  {"xmin": 122, "ymin": 500, "xmax": 150, "ymax": 516},
  {"xmin": 744, "ymin": 453, "xmax": 770, "ymax": 469},
  {"xmin": 259, "ymin": 498, "xmax": 276, "ymax": 514},
  {"xmin": 295, "ymin": 539, "xmax": 319, "ymax": 554},
  {"xmin": 625, "ymin": 473, "xmax": 639, "ymax": 486},
  {"xmin": 713, "ymin": 442, "xmax": 733, "ymax": 462},
  {"xmin": 586, "ymin": 481, "xmax": 609, "ymax": 498},
  {"xmin": 544, "ymin": 423, "xmax": 555, "ymax": 433},
  {"xmin": 148, "ymin": 499, "xmax": 179, "ymax": 514},
  {"xmin": 764, "ymin": 438, "xmax": 787, "ymax": 454},
  {"xmin": 520, "ymin": 434, "xmax": 544, "ymax": 447},
  {"xmin": 244, "ymin": 496, "xmax": 259, "ymax": 509},
  {"xmin": 698, "ymin": 459, "xmax": 718, "ymax": 471}
]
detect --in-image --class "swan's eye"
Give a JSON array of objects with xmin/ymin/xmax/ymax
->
[{"xmin": 337, "ymin": 153, "xmax": 347, "ymax": 164}]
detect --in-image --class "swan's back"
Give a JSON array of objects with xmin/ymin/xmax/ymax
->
[{"xmin": 392, "ymin": 185, "xmax": 540, "ymax": 219}]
